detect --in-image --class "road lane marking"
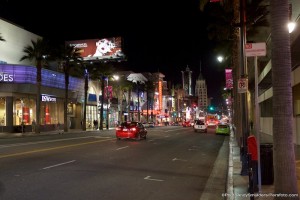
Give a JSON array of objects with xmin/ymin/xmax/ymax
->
[
  {"xmin": 116, "ymin": 146, "xmax": 129, "ymax": 150},
  {"xmin": 0, "ymin": 138, "xmax": 115, "ymax": 159},
  {"xmin": 144, "ymin": 176, "xmax": 164, "ymax": 182},
  {"xmin": 42, "ymin": 160, "xmax": 76, "ymax": 170},
  {"xmin": 172, "ymin": 158, "xmax": 187, "ymax": 162},
  {"xmin": 164, "ymin": 129, "xmax": 181, "ymax": 132},
  {"xmin": 0, "ymin": 136, "xmax": 111, "ymax": 149}
]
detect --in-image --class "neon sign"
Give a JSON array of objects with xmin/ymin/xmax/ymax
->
[
  {"xmin": 0, "ymin": 72, "xmax": 13, "ymax": 82},
  {"xmin": 41, "ymin": 95, "xmax": 56, "ymax": 102},
  {"xmin": 159, "ymin": 80, "xmax": 162, "ymax": 110}
]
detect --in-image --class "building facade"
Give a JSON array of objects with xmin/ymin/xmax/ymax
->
[
  {"xmin": 248, "ymin": 0, "xmax": 300, "ymax": 145},
  {"xmin": 181, "ymin": 66, "xmax": 193, "ymax": 96},
  {"xmin": 195, "ymin": 69, "xmax": 208, "ymax": 111}
]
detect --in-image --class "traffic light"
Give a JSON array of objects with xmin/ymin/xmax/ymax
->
[{"xmin": 209, "ymin": 106, "xmax": 214, "ymax": 111}]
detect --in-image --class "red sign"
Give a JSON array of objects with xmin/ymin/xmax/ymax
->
[
  {"xmin": 104, "ymin": 86, "xmax": 113, "ymax": 99},
  {"xmin": 225, "ymin": 69, "xmax": 233, "ymax": 89}
]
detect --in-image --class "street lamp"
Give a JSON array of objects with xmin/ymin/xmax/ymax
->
[
  {"xmin": 112, "ymin": 75, "xmax": 120, "ymax": 123},
  {"xmin": 217, "ymin": 55, "xmax": 224, "ymax": 63}
]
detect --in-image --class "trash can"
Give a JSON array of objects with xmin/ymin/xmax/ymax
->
[{"xmin": 260, "ymin": 143, "xmax": 274, "ymax": 185}]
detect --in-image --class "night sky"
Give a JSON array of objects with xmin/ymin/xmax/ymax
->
[{"xmin": 0, "ymin": 0, "xmax": 226, "ymax": 106}]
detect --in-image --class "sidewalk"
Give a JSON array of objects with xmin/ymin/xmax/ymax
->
[
  {"xmin": 228, "ymin": 130, "xmax": 300, "ymax": 200},
  {"xmin": 0, "ymin": 128, "xmax": 115, "ymax": 139},
  {"xmin": 228, "ymin": 133, "xmax": 275, "ymax": 200}
]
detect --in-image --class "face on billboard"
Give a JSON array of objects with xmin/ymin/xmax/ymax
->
[{"xmin": 65, "ymin": 37, "xmax": 124, "ymax": 60}]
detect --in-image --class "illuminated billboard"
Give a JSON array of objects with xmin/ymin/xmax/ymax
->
[{"xmin": 65, "ymin": 37, "xmax": 124, "ymax": 60}]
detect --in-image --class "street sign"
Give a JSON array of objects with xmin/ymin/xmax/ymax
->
[
  {"xmin": 238, "ymin": 78, "xmax": 248, "ymax": 93},
  {"xmin": 245, "ymin": 43, "xmax": 266, "ymax": 57}
]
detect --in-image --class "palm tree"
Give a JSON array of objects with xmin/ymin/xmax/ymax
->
[
  {"xmin": 89, "ymin": 62, "xmax": 115, "ymax": 130},
  {"xmin": 56, "ymin": 45, "xmax": 82, "ymax": 132},
  {"xmin": 112, "ymin": 74, "xmax": 132, "ymax": 123},
  {"xmin": 20, "ymin": 38, "xmax": 48, "ymax": 134},
  {"xmin": 142, "ymin": 73, "xmax": 156, "ymax": 122},
  {"xmin": 270, "ymin": 1, "xmax": 299, "ymax": 196},
  {"xmin": 127, "ymin": 73, "xmax": 148, "ymax": 122},
  {"xmin": 199, "ymin": 0, "xmax": 269, "ymax": 143}
]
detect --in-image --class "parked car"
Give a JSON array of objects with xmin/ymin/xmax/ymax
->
[
  {"xmin": 215, "ymin": 123, "xmax": 230, "ymax": 135},
  {"xmin": 171, "ymin": 121, "xmax": 180, "ymax": 126},
  {"xmin": 182, "ymin": 121, "xmax": 192, "ymax": 127},
  {"xmin": 148, "ymin": 122, "xmax": 155, "ymax": 128},
  {"xmin": 142, "ymin": 122, "xmax": 149, "ymax": 128},
  {"xmin": 116, "ymin": 121, "xmax": 147, "ymax": 140},
  {"xmin": 142, "ymin": 122, "xmax": 155, "ymax": 128},
  {"xmin": 194, "ymin": 120, "xmax": 207, "ymax": 133}
]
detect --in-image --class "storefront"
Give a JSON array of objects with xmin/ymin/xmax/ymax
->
[{"xmin": 0, "ymin": 64, "xmax": 84, "ymax": 132}]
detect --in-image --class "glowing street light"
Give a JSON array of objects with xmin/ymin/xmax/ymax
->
[
  {"xmin": 217, "ymin": 56, "xmax": 224, "ymax": 63},
  {"xmin": 288, "ymin": 22, "xmax": 296, "ymax": 33}
]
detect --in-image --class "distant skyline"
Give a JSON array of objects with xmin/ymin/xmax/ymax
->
[{"xmin": 0, "ymin": 0, "xmax": 226, "ymax": 106}]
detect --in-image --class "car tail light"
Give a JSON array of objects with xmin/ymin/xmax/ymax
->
[
  {"xmin": 116, "ymin": 127, "xmax": 122, "ymax": 131},
  {"xmin": 130, "ymin": 127, "xmax": 137, "ymax": 132}
]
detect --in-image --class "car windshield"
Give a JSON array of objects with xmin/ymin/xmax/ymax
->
[{"xmin": 218, "ymin": 125, "xmax": 228, "ymax": 129}]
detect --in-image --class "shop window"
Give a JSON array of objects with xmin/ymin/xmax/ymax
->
[
  {"xmin": 41, "ymin": 101, "xmax": 63, "ymax": 125},
  {"xmin": 0, "ymin": 98, "xmax": 5, "ymax": 126},
  {"xmin": 14, "ymin": 97, "xmax": 36, "ymax": 125}
]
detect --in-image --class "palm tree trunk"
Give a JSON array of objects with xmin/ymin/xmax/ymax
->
[
  {"xmin": 271, "ymin": 0, "xmax": 298, "ymax": 195},
  {"xmin": 128, "ymin": 88, "xmax": 132, "ymax": 121},
  {"xmin": 64, "ymin": 73, "xmax": 69, "ymax": 132},
  {"xmin": 137, "ymin": 83, "xmax": 140, "ymax": 122},
  {"xmin": 232, "ymin": 0, "xmax": 242, "ymax": 145},
  {"xmin": 83, "ymin": 73, "xmax": 88, "ymax": 131},
  {"xmin": 118, "ymin": 88, "xmax": 123, "ymax": 123},
  {"xmin": 100, "ymin": 77, "xmax": 105, "ymax": 130},
  {"xmin": 36, "ymin": 64, "xmax": 42, "ymax": 134},
  {"xmin": 146, "ymin": 89, "xmax": 149, "ymax": 122}
]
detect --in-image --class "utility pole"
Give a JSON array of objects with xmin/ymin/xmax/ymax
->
[{"xmin": 240, "ymin": 0, "xmax": 250, "ymax": 176}]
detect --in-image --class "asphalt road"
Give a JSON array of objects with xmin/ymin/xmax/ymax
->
[{"xmin": 0, "ymin": 126, "xmax": 228, "ymax": 200}]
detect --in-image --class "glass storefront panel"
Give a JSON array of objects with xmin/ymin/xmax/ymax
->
[
  {"xmin": 41, "ymin": 101, "xmax": 64, "ymax": 125},
  {"xmin": 14, "ymin": 97, "xmax": 36, "ymax": 125},
  {"xmin": 0, "ymin": 97, "xmax": 5, "ymax": 126},
  {"xmin": 86, "ymin": 105, "xmax": 97, "ymax": 129}
]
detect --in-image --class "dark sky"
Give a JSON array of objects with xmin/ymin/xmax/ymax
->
[{"xmin": 0, "ymin": 0, "xmax": 226, "ymax": 105}]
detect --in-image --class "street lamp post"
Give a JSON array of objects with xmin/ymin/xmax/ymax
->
[{"xmin": 240, "ymin": 0, "xmax": 249, "ymax": 176}]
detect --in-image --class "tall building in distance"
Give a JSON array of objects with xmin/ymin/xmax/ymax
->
[
  {"xmin": 181, "ymin": 66, "xmax": 193, "ymax": 96},
  {"xmin": 195, "ymin": 64, "xmax": 207, "ymax": 111}
]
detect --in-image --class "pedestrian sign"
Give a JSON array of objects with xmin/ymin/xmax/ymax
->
[{"xmin": 238, "ymin": 78, "xmax": 248, "ymax": 93}]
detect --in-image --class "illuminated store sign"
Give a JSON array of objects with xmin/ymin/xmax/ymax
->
[
  {"xmin": 0, "ymin": 72, "xmax": 13, "ymax": 82},
  {"xmin": 159, "ymin": 80, "xmax": 162, "ymax": 110},
  {"xmin": 41, "ymin": 95, "xmax": 56, "ymax": 102},
  {"xmin": 0, "ymin": 65, "xmax": 84, "ymax": 91}
]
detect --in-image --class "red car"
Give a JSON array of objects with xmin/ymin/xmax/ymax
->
[
  {"xmin": 182, "ymin": 121, "xmax": 192, "ymax": 127},
  {"xmin": 116, "ymin": 121, "xmax": 147, "ymax": 140}
]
